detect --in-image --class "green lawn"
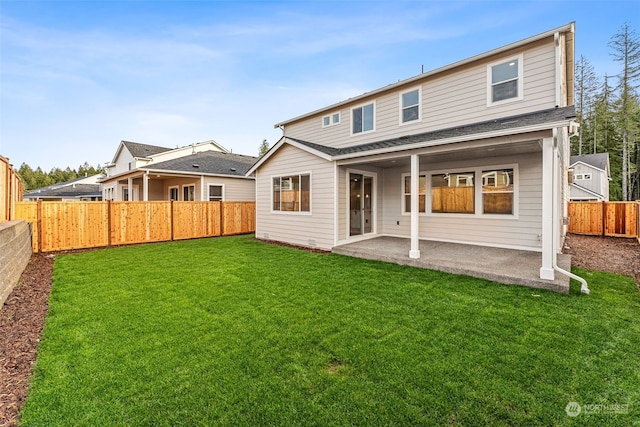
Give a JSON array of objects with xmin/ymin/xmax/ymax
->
[{"xmin": 20, "ymin": 235, "xmax": 640, "ymax": 426}]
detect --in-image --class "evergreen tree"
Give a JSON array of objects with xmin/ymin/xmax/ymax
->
[
  {"xmin": 573, "ymin": 55, "xmax": 599, "ymax": 155},
  {"xmin": 258, "ymin": 139, "xmax": 270, "ymax": 156},
  {"xmin": 609, "ymin": 22, "xmax": 640, "ymax": 200}
]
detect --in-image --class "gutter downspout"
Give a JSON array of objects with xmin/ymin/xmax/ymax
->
[{"xmin": 551, "ymin": 128, "xmax": 590, "ymax": 294}]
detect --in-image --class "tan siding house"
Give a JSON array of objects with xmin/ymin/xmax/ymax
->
[
  {"xmin": 101, "ymin": 141, "xmax": 257, "ymax": 202},
  {"xmin": 248, "ymin": 23, "xmax": 579, "ymax": 288}
]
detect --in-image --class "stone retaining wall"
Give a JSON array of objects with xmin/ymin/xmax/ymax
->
[{"xmin": 0, "ymin": 220, "xmax": 32, "ymax": 308}]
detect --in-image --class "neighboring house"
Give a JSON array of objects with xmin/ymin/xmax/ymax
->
[
  {"xmin": 100, "ymin": 140, "xmax": 257, "ymax": 201},
  {"xmin": 23, "ymin": 174, "xmax": 104, "ymax": 201},
  {"xmin": 569, "ymin": 153, "xmax": 610, "ymax": 201},
  {"xmin": 248, "ymin": 23, "xmax": 578, "ymax": 283}
]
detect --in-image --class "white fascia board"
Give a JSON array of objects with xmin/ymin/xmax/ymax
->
[
  {"xmin": 274, "ymin": 23, "xmax": 574, "ymax": 128},
  {"xmin": 332, "ymin": 120, "xmax": 573, "ymax": 161},
  {"xmin": 570, "ymin": 183, "xmax": 603, "ymax": 199}
]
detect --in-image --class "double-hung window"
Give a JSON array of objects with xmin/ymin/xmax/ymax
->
[
  {"xmin": 183, "ymin": 185, "xmax": 195, "ymax": 201},
  {"xmin": 402, "ymin": 174, "xmax": 426, "ymax": 213},
  {"xmin": 400, "ymin": 88, "xmax": 420, "ymax": 124},
  {"xmin": 488, "ymin": 55, "xmax": 523, "ymax": 105},
  {"xmin": 273, "ymin": 174, "xmax": 310, "ymax": 212},
  {"xmin": 352, "ymin": 102, "xmax": 374, "ymax": 134},
  {"xmin": 208, "ymin": 184, "xmax": 223, "ymax": 201}
]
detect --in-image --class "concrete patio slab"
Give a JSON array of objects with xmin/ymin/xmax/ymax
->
[{"xmin": 332, "ymin": 237, "xmax": 571, "ymax": 293}]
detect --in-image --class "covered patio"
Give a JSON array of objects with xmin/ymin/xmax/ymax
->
[{"xmin": 332, "ymin": 236, "xmax": 572, "ymax": 293}]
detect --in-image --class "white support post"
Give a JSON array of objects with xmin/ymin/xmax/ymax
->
[
  {"xmin": 540, "ymin": 137, "xmax": 555, "ymax": 280},
  {"xmin": 143, "ymin": 173, "xmax": 149, "ymax": 201},
  {"xmin": 409, "ymin": 154, "xmax": 420, "ymax": 259},
  {"xmin": 127, "ymin": 177, "xmax": 133, "ymax": 202}
]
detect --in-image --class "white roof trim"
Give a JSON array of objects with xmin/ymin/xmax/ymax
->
[
  {"xmin": 275, "ymin": 22, "xmax": 574, "ymax": 128},
  {"xmin": 570, "ymin": 183, "xmax": 604, "ymax": 199},
  {"xmin": 569, "ymin": 160, "xmax": 608, "ymax": 176}
]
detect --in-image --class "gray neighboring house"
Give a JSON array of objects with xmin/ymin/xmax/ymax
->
[
  {"xmin": 569, "ymin": 153, "xmax": 610, "ymax": 201},
  {"xmin": 23, "ymin": 174, "xmax": 104, "ymax": 201}
]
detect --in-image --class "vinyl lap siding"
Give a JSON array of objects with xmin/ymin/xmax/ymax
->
[
  {"xmin": 256, "ymin": 144, "xmax": 335, "ymax": 250},
  {"xmin": 203, "ymin": 177, "xmax": 255, "ymax": 201},
  {"xmin": 284, "ymin": 39, "xmax": 557, "ymax": 149}
]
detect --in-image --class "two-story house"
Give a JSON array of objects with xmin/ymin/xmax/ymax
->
[
  {"xmin": 569, "ymin": 153, "xmax": 610, "ymax": 201},
  {"xmin": 101, "ymin": 140, "xmax": 257, "ymax": 202},
  {"xmin": 248, "ymin": 23, "xmax": 580, "ymax": 290}
]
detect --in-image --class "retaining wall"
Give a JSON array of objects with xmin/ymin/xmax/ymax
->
[{"xmin": 0, "ymin": 220, "xmax": 32, "ymax": 308}]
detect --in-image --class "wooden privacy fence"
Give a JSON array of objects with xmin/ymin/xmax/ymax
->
[
  {"xmin": 1, "ymin": 155, "xmax": 24, "ymax": 222},
  {"xmin": 568, "ymin": 201, "xmax": 639, "ymax": 239},
  {"xmin": 14, "ymin": 201, "xmax": 255, "ymax": 252}
]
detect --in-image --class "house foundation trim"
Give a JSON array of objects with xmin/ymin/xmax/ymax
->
[{"xmin": 409, "ymin": 154, "xmax": 420, "ymax": 259}]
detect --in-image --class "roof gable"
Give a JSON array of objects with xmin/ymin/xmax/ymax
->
[{"xmin": 570, "ymin": 153, "xmax": 610, "ymax": 175}]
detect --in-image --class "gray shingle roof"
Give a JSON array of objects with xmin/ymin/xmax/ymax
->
[
  {"xmin": 570, "ymin": 153, "xmax": 609, "ymax": 171},
  {"xmin": 24, "ymin": 184, "xmax": 101, "ymax": 198},
  {"xmin": 123, "ymin": 140, "xmax": 172, "ymax": 158},
  {"xmin": 144, "ymin": 151, "xmax": 258, "ymax": 176},
  {"xmin": 288, "ymin": 106, "xmax": 576, "ymax": 157}
]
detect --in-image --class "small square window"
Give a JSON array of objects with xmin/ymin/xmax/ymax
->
[
  {"xmin": 208, "ymin": 185, "xmax": 223, "ymax": 201},
  {"xmin": 322, "ymin": 112, "xmax": 340, "ymax": 128}
]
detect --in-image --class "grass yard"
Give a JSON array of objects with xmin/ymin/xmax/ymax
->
[{"xmin": 20, "ymin": 235, "xmax": 640, "ymax": 426}]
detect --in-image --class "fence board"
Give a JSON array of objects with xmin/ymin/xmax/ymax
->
[
  {"xmin": 569, "ymin": 201, "xmax": 637, "ymax": 238},
  {"xmin": 14, "ymin": 202, "xmax": 39, "ymax": 252},
  {"xmin": 13, "ymin": 201, "xmax": 254, "ymax": 252},
  {"xmin": 222, "ymin": 202, "xmax": 256, "ymax": 235},
  {"xmin": 173, "ymin": 201, "xmax": 221, "ymax": 240},
  {"xmin": 568, "ymin": 201, "xmax": 603, "ymax": 235}
]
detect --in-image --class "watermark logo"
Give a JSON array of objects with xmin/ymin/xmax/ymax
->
[
  {"xmin": 566, "ymin": 401, "xmax": 629, "ymax": 417},
  {"xmin": 565, "ymin": 401, "xmax": 581, "ymax": 417}
]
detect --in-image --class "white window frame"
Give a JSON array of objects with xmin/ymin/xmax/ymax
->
[
  {"xmin": 487, "ymin": 54, "xmax": 524, "ymax": 107},
  {"xmin": 351, "ymin": 101, "xmax": 376, "ymax": 136},
  {"xmin": 168, "ymin": 186, "xmax": 179, "ymax": 201},
  {"xmin": 322, "ymin": 112, "xmax": 341, "ymax": 128},
  {"xmin": 182, "ymin": 184, "xmax": 195, "ymax": 201},
  {"xmin": 575, "ymin": 173, "xmax": 592, "ymax": 180},
  {"xmin": 400, "ymin": 172, "xmax": 427, "ymax": 214},
  {"xmin": 426, "ymin": 163, "xmax": 518, "ymax": 218},
  {"xmin": 399, "ymin": 87, "xmax": 421, "ymax": 125},
  {"xmin": 208, "ymin": 184, "xmax": 224, "ymax": 201},
  {"xmin": 271, "ymin": 172, "xmax": 312, "ymax": 215}
]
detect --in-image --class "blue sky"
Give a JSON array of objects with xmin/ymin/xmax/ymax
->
[{"xmin": 0, "ymin": 0, "xmax": 636, "ymax": 171}]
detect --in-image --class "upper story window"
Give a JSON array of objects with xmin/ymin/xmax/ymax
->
[
  {"xmin": 272, "ymin": 174, "xmax": 311, "ymax": 213},
  {"xmin": 322, "ymin": 112, "xmax": 340, "ymax": 127},
  {"xmin": 488, "ymin": 54, "xmax": 523, "ymax": 106},
  {"xmin": 400, "ymin": 88, "xmax": 420, "ymax": 124},
  {"xmin": 352, "ymin": 102, "xmax": 375, "ymax": 135}
]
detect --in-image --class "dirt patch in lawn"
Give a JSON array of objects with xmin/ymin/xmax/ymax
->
[{"xmin": 1, "ymin": 235, "xmax": 638, "ymax": 425}]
